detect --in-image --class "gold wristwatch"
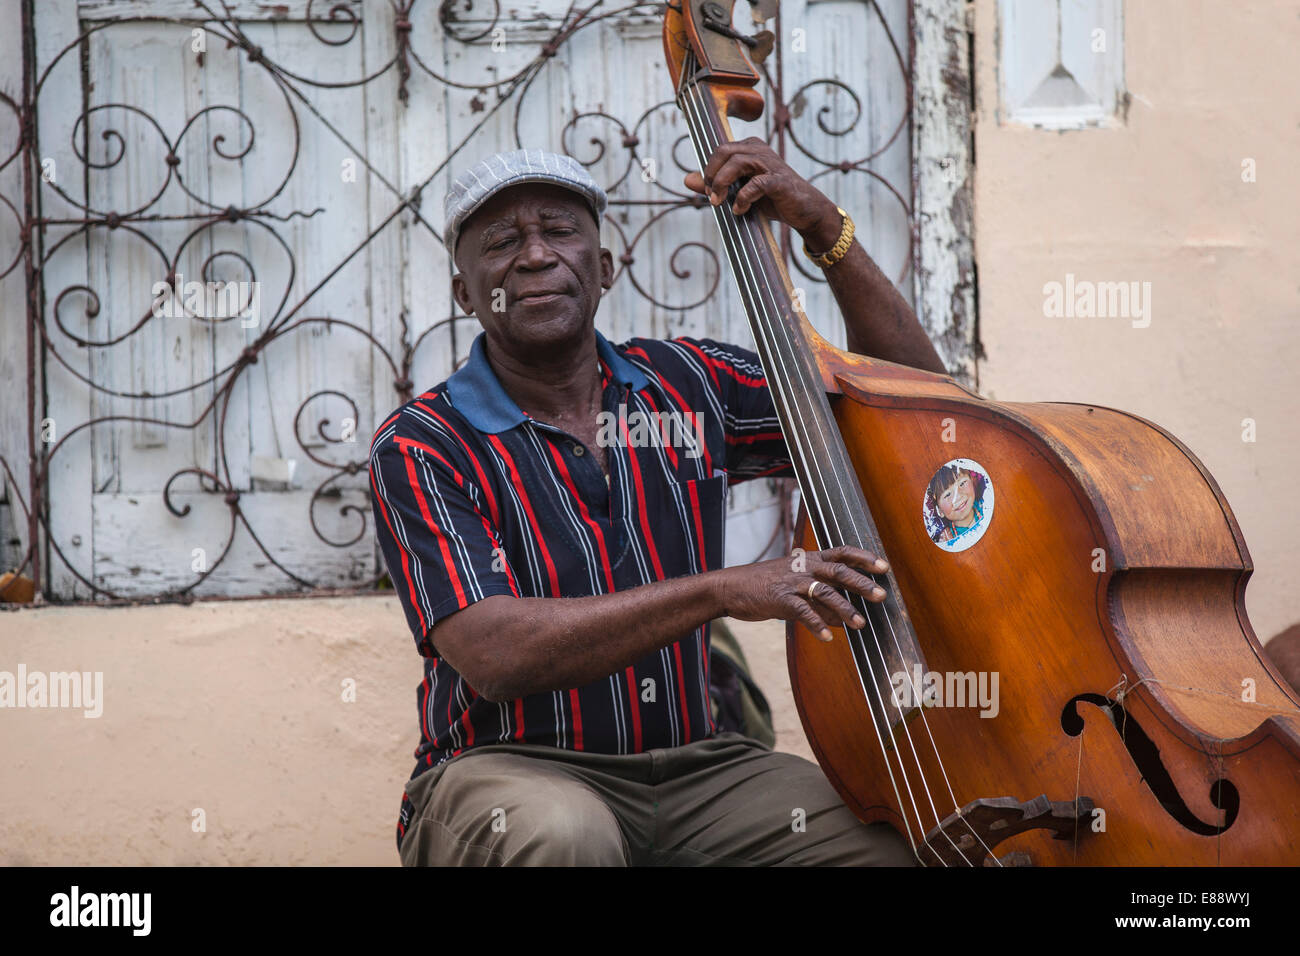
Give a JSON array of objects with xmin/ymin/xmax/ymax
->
[{"xmin": 802, "ymin": 206, "xmax": 854, "ymax": 269}]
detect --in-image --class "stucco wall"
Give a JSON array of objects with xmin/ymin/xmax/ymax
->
[
  {"xmin": 971, "ymin": 0, "xmax": 1298, "ymax": 643},
  {"xmin": 0, "ymin": 600, "xmax": 802, "ymax": 865},
  {"xmin": 1, "ymin": 598, "xmax": 421, "ymax": 865}
]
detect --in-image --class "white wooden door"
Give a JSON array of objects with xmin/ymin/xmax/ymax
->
[{"xmin": 15, "ymin": 0, "xmax": 934, "ymax": 599}]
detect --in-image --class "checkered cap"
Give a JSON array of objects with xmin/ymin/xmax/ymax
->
[{"xmin": 442, "ymin": 148, "xmax": 607, "ymax": 260}]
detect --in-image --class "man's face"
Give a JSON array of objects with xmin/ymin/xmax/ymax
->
[{"xmin": 451, "ymin": 182, "xmax": 613, "ymax": 355}]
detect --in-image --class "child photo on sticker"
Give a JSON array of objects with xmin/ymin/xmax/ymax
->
[{"xmin": 923, "ymin": 458, "xmax": 995, "ymax": 552}]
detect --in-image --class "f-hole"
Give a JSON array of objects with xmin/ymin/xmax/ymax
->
[{"xmin": 1061, "ymin": 693, "xmax": 1239, "ymax": 836}]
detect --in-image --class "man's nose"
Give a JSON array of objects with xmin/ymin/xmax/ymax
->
[{"xmin": 516, "ymin": 229, "xmax": 558, "ymax": 269}]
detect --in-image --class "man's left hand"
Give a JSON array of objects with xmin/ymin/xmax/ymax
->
[{"xmin": 684, "ymin": 137, "xmax": 839, "ymax": 245}]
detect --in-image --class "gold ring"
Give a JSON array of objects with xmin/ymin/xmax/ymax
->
[{"xmin": 807, "ymin": 581, "xmax": 822, "ymax": 600}]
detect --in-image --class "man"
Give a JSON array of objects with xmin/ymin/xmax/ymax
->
[{"xmin": 369, "ymin": 144, "xmax": 947, "ymax": 866}]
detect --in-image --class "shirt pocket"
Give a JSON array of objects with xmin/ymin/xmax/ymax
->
[{"xmin": 665, "ymin": 472, "xmax": 729, "ymax": 574}]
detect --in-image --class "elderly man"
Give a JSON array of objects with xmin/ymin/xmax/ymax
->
[{"xmin": 369, "ymin": 144, "xmax": 946, "ymax": 866}]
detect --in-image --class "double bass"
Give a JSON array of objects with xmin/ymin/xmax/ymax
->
[{"xmin": 664, "ymin": 0, "xmax": 1300, "ymax": 865}]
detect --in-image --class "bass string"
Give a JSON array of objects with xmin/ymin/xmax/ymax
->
[
  {"xmin": 680, "ymin": 88, "xmax": 960, "ymax": 865},
  {"xmin": 673, "ymin": 65, "xmax": 947, "ymax": 858},
  {"xmin": 673, "ymin": 67, "xmax": 943, "ymax": 859},
  {"xmin": 717, "ymin": 111, "xmax": 1002, "ymax": 864},
  {"xmin": 676, "ymin": 92, "xmax": 933, "ymax": 861},
  {"xmin": 677, "ymin": 52, "xmax": 999, "ymax": 866}
]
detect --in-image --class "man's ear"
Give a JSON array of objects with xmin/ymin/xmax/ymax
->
[
  {"xmin": 451, "ymin": 273, "xmax": 474, "ymax": 316},
  {"xmin": 599, "ymin": 248, "xmax": 615, "ymax": 292}
]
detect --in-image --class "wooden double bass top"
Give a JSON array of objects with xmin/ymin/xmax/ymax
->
[{"xmin": 664, "ymin": 0, "xmax": 1300, "ymax": 866}]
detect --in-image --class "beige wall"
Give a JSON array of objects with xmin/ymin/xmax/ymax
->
[
  {"xmin": 0, "ymin": 600, "xmax": 802, "ymax": 865},
  {"xmin": 972, "ymin": 0, "xmax": 1299, "ymax": 642},
  {"xmin": 0, "ymin": 598, "xmax": 422, "ymax": 865}
]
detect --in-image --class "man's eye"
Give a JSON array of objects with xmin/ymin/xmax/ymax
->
[{"xmin": 549, "ymin": 228, "xmax": 575, "ymax": 237}]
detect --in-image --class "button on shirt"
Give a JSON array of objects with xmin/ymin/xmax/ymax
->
[{"xmin": 369, "ymin": 330, "xmax": 793, "ymax": 849}]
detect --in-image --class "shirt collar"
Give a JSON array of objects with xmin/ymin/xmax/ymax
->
[{"xmin": 445, "ymin": 329, "xmax": 649, "ymax": 435}]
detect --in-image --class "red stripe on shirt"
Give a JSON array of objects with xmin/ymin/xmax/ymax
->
[
  {"xmin": 627, "ymin": 352, "xmax": 714, "ymax": 476},
  {"xmin": 672, "ymin": 339, "xmax": 723, "ymax": 391},
  {"xmin": 638, "ymin": 392, "xmax": 679, "ymax": 469},
  {"xmin": 415, "ymin": 401, "xmax": 505, "ymax": 529},
  {"xmin": 725, "ymin": 430, "xmax": 785, "ymax": 445},
  {"xmin": 489, "ymin": 435, "xmax": 562, "ymax": 597},
  {"xmin": 687, "ymin": 478, "xmax": 708, "ymax": 572},
  {"xmin": 624, "ymin": 666, "xmax": 644, "ymax": 752},
  {"xmin": 399, "ymin": 443, "xmax": 468, "ymax": 609},
  {"xmin": 392, "ymin": 435, "xmax": 521, "ymax": 596},
  {"xmin": 687, "ymin": 483, "xmax": 712, "ymax": 723},
  {"xmin": 621, "ymin": 418, "xmax": 666, "ymax": 581},
  {"xmin": 546, "ymin": 442, "xmax": 616, "ymax": 593},
  {"xmin": 455, "ymin": 677, "xmax": 475, "ymax": 747},
  {"xmin": 678, "ymin": 339, "xmax": 765, "ymax": 388},
  {"xmin": 370, "ymin": 465, "xmax": 427, "ymax": 635},
  {"xmin": 569, "ymin": 687, "xmax": 584, "ymax": 751},
  {"xmin": 672, "ymin": 641, "xmax": 693, "ymax": 742}
]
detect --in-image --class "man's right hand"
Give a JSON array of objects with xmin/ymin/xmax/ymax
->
[
  {"xmin": 434, "ymin": 545, "xmax": 891, "ymax": 701},
  {"xmin": 711, "ymin": 545, "xmax": 890, "ymax": 643}
]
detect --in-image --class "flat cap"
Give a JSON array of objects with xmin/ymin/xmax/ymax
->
[{"xmin": 442, "ymin": 148, "xmax": 607, "ymax": 261}]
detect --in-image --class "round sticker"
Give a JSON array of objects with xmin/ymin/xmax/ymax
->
[{"xmin": 922, "ymin": 458, "xmax": 994, "ymax": 553}]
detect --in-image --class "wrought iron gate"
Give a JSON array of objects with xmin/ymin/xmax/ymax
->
[{"xmin": 0, "ymin": 0, "xmax": 973, "ymax": 602}]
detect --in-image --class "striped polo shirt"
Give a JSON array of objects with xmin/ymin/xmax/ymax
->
[{"xmin": 368, "ymin": 328, "xmax": 792, "ymax": 849}]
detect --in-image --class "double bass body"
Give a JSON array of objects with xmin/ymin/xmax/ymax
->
[
  {"xmin": 786, "ymin": 345, "xmax": 1300, "ymax": 865},
  {"xmin": 663, "ymin": 0, "xmax": 1300, "ymax": 864}
]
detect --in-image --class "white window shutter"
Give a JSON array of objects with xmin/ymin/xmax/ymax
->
[{"xmin": 998, "ymin": 0, "xmax": 1126, "ymax": 129}]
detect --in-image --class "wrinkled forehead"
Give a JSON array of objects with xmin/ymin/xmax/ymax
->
[{"xmin": 463, "ymin": 182, "xmax": 594, "ymax": 238}]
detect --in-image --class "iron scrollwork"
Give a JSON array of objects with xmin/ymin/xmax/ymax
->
[{"xmin": 0, "ymin": 0, "xmax": 912, "ymax": 602}]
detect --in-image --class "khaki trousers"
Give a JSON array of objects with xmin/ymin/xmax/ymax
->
[{"xmin": 398, "ymin": 732, "xmax": 915, "ymax": 866}]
